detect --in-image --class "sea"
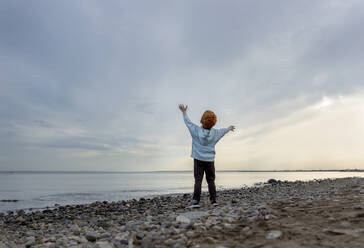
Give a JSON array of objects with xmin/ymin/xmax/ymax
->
[{"xmin": 0, "ymin": 171, "xmax": 363, "ymax": 213}]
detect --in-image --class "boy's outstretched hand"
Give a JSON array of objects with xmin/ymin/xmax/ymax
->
[
  {"xmin": 228, "ymin": 125, "xmax": 235, "ymax": 132},
  {"xmin": 179, "ymin": 104, "xmax": 188, "ymax": 114}
]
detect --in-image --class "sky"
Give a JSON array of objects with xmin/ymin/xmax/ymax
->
[{"xmin": 0, "ymin": 0, "xmax": 363, "ymax": 171}]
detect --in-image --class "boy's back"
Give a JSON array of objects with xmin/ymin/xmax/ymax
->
[{"xmin": 183, "ymin": 114, "xmax": 229, "ymax": 162}]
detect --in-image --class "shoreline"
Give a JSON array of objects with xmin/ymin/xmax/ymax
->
[
  {"xmin": 1, "ymin": 177, "xmax": 364, "ymax": 247},
  {"xmin": 2, "ymin": 171, "xmax": 363, "ymax": 215},
  {"xmin": 1, "ymin": 169, "xmax": 364, "ymax": 174}
]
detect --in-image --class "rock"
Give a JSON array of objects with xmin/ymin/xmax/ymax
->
[
  {"xmin": 164, "ymin": 239, "xmax": 175, "ymax": 245},
  {"xmin": 268, "ymin": 179, "xmax": 278, "ymax": 185},
  {"xmin": 16, "ymin": 216, "xmax": 25, "ymax": 223},
  {"xmin": 340, "ymin": 221, "xmax": 351, "ymax": 228},
  {"xmin": 25, "ymin": 236, "xmax": 36, "ymax": 248},
  {"xmin": 223, "ymin": 223, "xmax": 234, "ymax": 229},
  {"xmin": 118, "ymin": 239, "xmax": 129, "ymax": 245},
  {"xmin": 186, "ymin": 231, "xmax": 195, "ymax": 238},
  {"xmin": 115, "ymin": 231, "xmax": 130, "ymax": 241},
  {"xmin": 45, "ymin": 242, "xmax": 56, "ymax": 248},
  {"xmin": 100, "ymin": 232, "xmax": 111, "ymax": 239},
  {"xmin": 176, "ymin": 215, "xmax": 191, "ymax": 224},
  {"xmin": 179, "ymin": 211, "xmax": 208, "ymax": 220},
  {"xmin": 205, "ymin": 237, "xmax": 215, "ymax": 244},
  {"xmin": 266, "ymin": 230, "xmax": 282, "ymax": 239},
  {"xmin": 141, "ymin": 236, "xmax": 154, "ymax": 248},
  {"xmin": 85, "ymin": 232, "xmax": 98, "ymax": 242},
  {"xmin": 180, "ymin": 222, "xmax": 194, "ymax": 229},
  {"xmin": 96, "ymin": 241, "xmax": 113, "ymax": 248},
  {"xmin": 136, "ymin": 232, "xmax": 145, "ymax": 240},
  {"xmin": 323, "ymin": 228, "xmax": 364, "ymax": 237},
  {"xmin": 70, "ymin": 225, "xmax": 81, "ymax": 235},
  {"xmin": 55, "ymin": 239, "xmax": 64, "ymax": 247},
  {"xmin": 17, "ymin": 210, "xmax": 25, "ymax": 215},
  {"xmin": 205, "ymin": 217, "xmax": 216, "ymax": 228}
]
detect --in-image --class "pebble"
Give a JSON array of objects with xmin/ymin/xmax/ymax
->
[
  {"xmin": 164, "ymin": 239, "xmax": 175, "ymax": 245},
  {"xmin": 25, "ymin": 236, "xmax": 35, "ymax": 248},
  {"xmin": 266, "ymin": 230, "xmax": 282, "ymax": 239},
  {"xmin": 136, "ymin": 232, "xmax": 145, "ymax": 240},
  {"xmin": 70, "ymin": 224, "xmax": 81, "ymax": 235},
  {"xmin": 119, "ymin": 239, "xmax": 129, "ymax": 245},
  {"xmin": 176, "ymin": 215, "xmax": 191, "ymax": 224},
  {"xmin": 85, "ymin": 232, "xmax": 98, "ymax": 242},
  {"xmin": 96, "ymin": 241, "xmax": 113, "ymax": 248},
  {"xmin": 340, "ymin": 221, "xmax": 351, "ymax": 228},
  {"xmin": 17, "ymin": 210, "xmax": 25, "ymax": 215}
]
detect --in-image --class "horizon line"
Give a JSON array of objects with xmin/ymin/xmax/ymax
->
[{"xmin": 0, "ymin": 169, "xmax": 363, "ymax": 173}]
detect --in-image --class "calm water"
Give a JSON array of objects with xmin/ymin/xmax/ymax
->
[{"xmin": 0, "ymin": 171, "xmax": 363, "ymax": 213}]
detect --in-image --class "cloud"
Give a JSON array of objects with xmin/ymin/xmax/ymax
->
[
  {"xmin": 0, "ymin": 0, "xmax": 363, "ymax": 170},
  {"xmin": 218, "ymin": 91, "xmax": 364, "ymax": 170}
]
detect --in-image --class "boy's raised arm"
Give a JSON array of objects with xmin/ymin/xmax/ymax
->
[{"xmin": 179, "ymin": 104, "xmax": 198, "ymax": 137}]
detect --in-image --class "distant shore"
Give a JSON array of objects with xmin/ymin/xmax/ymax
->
[{"xmin": 1, "ymin": 177, "xmax": 364, "ymax": 247}]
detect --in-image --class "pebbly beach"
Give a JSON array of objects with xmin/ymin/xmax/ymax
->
[{"xmin": 1, "ymin": 177, "xmax": 364, "ymax": 248}]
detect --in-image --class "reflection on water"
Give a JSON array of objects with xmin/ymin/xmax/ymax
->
[{"xmin": 0, "ymin": 171, "xmax": 362, "ymax": 213}]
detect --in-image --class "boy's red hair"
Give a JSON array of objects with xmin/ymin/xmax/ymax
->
[{"xmin": 200, "ymin": 110, "xmax": 217, "ymax": 130}]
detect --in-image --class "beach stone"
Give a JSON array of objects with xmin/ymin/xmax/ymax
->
[
  {"xmin": 180, "ymin": 211, "xmax": 208, "ymax": 220},
  {"xmin": 25, "ymin": 236, "xmax": 36, "ymax": 248},
  {"xmin": 353, "ymin": 205, "xmax": 364, "ymax": 210},
  {"xmin": 55, "ymin": 239, "xmax": 64, "ymax": 246},
  {"xmin": 164, "ymin": 239, "xmax": 174, "ymax": 245},
  {"xmin": 176, "ymin": 215, "xmax": 191, "ymax": 224},
  {"xmin": 206, "ymin": 237, "xmax": 216, "ymax": 244},
  {"xmin": 17, "ymin": 210, "xmax": 25, "ymax": 216},
  {"xmin": 266, "ymin": 230, "xmax": 282, "ymax": 239},
  {"xmin": 223, "ymin": 223, "xmax": 234, "ymax": 229},
  {"xmin": 323, "ymin": 228, "xmax": 364, "ymax": 237},
  {"xmin": 186, "ymin": 231, "xmax": 195, "ymax": 238},
  {"xmin": 115, "ymin": 231, "xmax": 130, "ymax": 241},
  {"xmin": 205, "ymin": 217, "xmax": 217, "ymax": 228},
  {"xmin": 118, "ymin": 239, "xmax": 128, "ymax": 245},
  {"xmin": 16, "ymin": 216, "xmax": 25, "ymax": 223},
  {"xmin": 136, "ymin": 232, "xmax": 145, "ymax": 240},
  {"xmin": 96, "ymin": 241, "xmax": 113, "ymax": 248},
  {"xmin": 268, "ymin": 179, "xmax": 278, "ymax": 185},
  {"xmin": 85, "ymin": 232, "xmax": 98, "ymax": 242},
  {"xmin": 141, "ymin": 236, "xmax": 154, "ymax": 248},
  {"xmin": 70, "ymin": 225, "xmax": 81, "ymax": 235},
  {"xmin": 340, "ymin": 221, "xmax": 351, "ymax": 228},
  {"xmin": 45, "ymin": 242, "xmax": 56, "ymax": 248}
]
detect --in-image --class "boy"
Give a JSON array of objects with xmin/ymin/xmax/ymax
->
[{"xmin": 179, "ymin": 104, "xmax": 235, "ymax": 208}]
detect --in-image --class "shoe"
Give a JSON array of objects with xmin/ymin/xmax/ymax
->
[
  {"xmin": 211, "ymin": 200, "xmax": 218, "ymax": 206},
  {"xmin": 189, "ymin": 200, "xmax": 200, "ymax": 208}
]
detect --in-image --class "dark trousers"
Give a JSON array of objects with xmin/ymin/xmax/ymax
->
[{"xmin": 192, "ymin": 159, "xmax": 216, "ymax": 203}]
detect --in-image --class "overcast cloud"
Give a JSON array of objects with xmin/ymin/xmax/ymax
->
[{"xmin": 0, "ymin": 0, "xmax": 363, "ymax": 171}]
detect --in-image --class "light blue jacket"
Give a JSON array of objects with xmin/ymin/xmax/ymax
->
[{"xmin": 183, "ymin": 113, "xmax": 230, "ymax": 162}]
